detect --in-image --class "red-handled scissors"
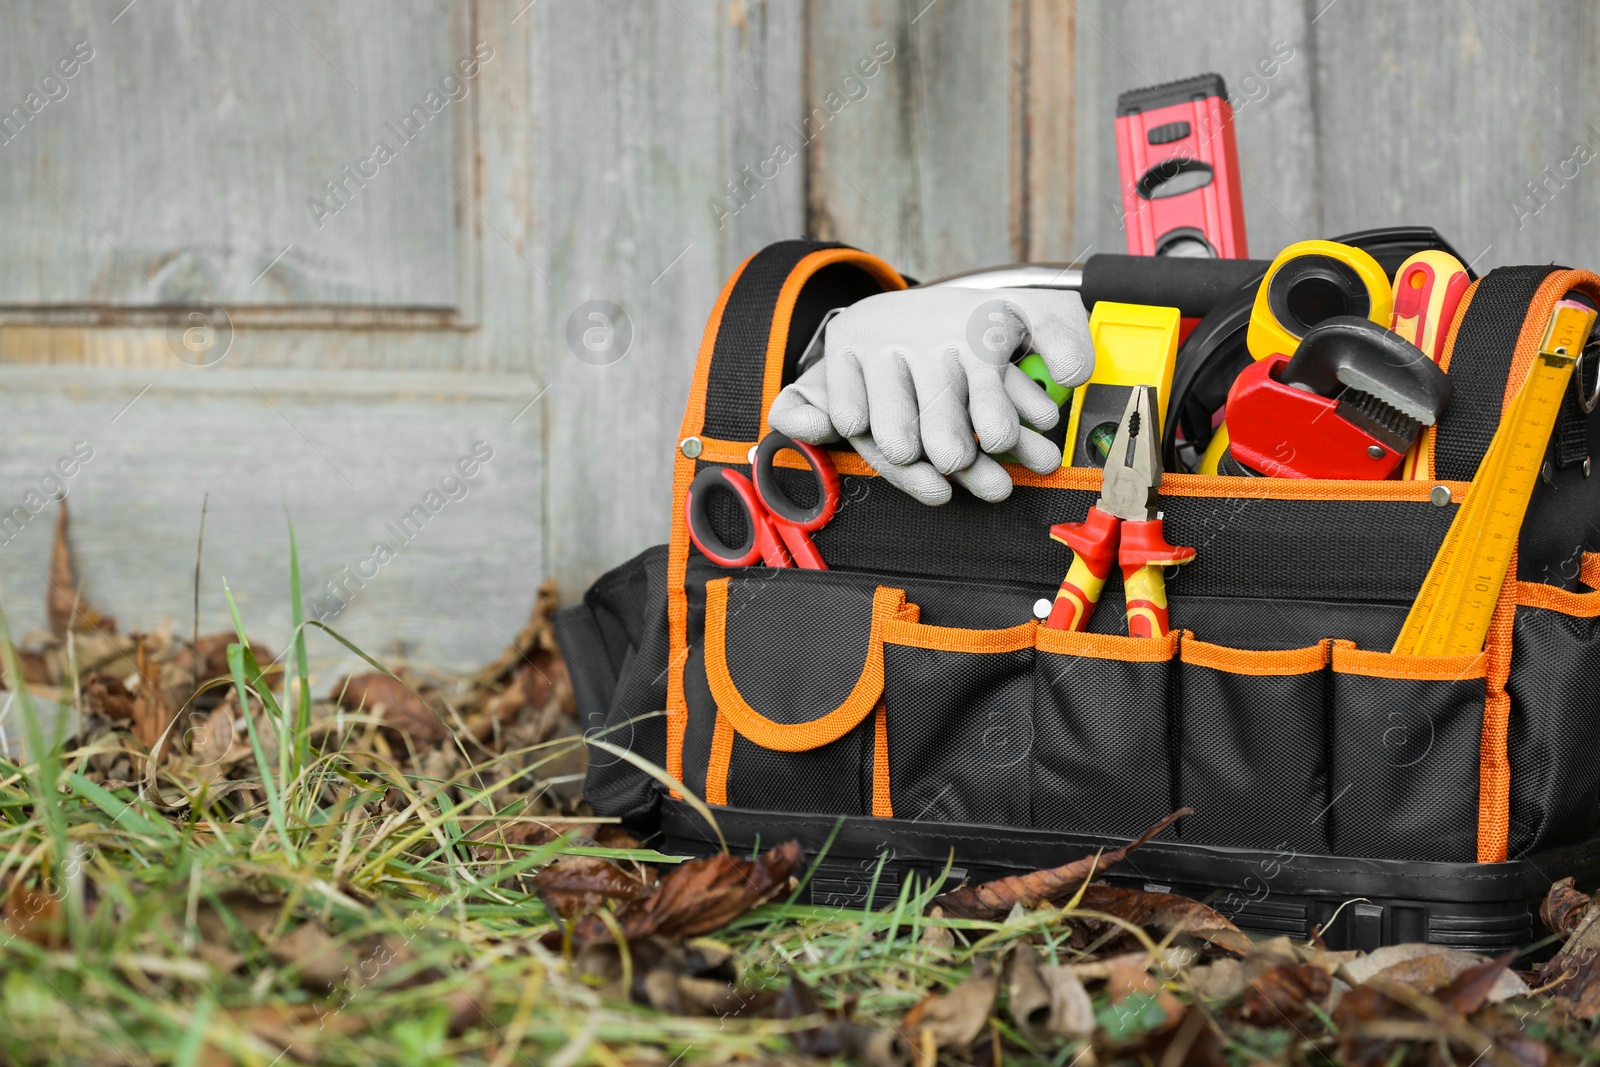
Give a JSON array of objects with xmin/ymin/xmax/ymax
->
[{"xmin": 685, "ymin": 431, "xmax": 841, "ymax": 569}]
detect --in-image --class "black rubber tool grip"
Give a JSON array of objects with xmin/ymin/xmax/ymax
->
[{"xmin": 1081, "ymin": 254, "xmax": 1271, "ymax": 317}]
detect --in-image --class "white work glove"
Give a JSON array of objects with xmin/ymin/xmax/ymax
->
[{"xmin": 768, "ymin": 286, "xmax": 1094, "ymax": 505}]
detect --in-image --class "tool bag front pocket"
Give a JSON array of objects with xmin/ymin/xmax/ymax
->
[
  {"xmin": 688, "ymin": 575, "xmax": 913, "ymax": 816},
  {"xmin": 880, "ymin": 617, "xmax": 1036, "ymax": 826},
  {"xmin": 1327, "ymin": 642, "xmax": 1484, "ymax": 862},
  {"xmin": 1033, "ymin": 629, "xmax": 1179, "ymax": 837},
  {"xmin": 1507, "ymin": 582, "xmax": 1600, "ymax": 856},
  {"xmin": 1177, "ymin": 638, "xmax": 1332, "ymax": 852}
]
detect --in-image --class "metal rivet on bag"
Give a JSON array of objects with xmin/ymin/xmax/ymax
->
[
  {"xmin": 1586, "ymin": 457, "xmax": 1593, "ymax": 477},
  {"xmin": 1366, "ymin": 445, "xmax": 1385, "ymax": 459},
  {"xmin": 1430, "ymin": 484, "xmax": 1451, "ymax": 506},
  {"xmin": 747, "ymin": 444, "xmax": 759, "ymax": 466},
  {"xmin": 679, "ymin": 436, "xmax": 703, "ymax": 458},
  {"xmin": 1032, "ymin": 599, "xmax": 1053, "ymax": 620}
]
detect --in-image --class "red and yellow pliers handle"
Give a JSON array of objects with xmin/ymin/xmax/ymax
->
[{"xmin": 1046, "ymin": 508, "xmax": 1196, "ymax": 638}]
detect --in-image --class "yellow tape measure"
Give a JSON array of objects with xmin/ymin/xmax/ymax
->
[{"xmin": 1392, "ymin": 299, "xmax": 1596, "ymax": 656}]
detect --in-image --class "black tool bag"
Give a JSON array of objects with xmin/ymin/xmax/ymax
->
[{"xmin": 556, "ymin": 240, "xmax": 1600, "ymax": 952}]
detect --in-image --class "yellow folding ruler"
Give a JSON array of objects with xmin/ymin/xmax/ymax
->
[{"xmin": 1393, "ymin": 298, "xmax": 1596, "ymax": 656}]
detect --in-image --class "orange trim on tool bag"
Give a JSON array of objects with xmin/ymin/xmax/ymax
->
[
  {"xmin": 1329, "ymin": 639, "xmax": 1486, "ymax": 681},
  {"xmin": 1014, "ymin": 465, "xmax": 1471, "ymax": 502},
  {"xmin": 1515, "ymin": 580, "xmax": 1600, "ymax": 617},
  {"xmin": 1035, "ymin": 627, "xmax": 1178, "ymax": 661},
  {"xmin": 702, "ymin": 434, "xmax": 1472, "ymax": 504},
  {"xmin": 1179, "ymin": 635, "xmax": 1329, "ymax": 675},
  {"xmin": 706, "ymin": 710, "xmax": 736, "ymax": 806},
  {"xmin": 882, "ymin": 617, "xmax": 1037, "ymax": 654},
  {"xmin": 670, "ymin": 249, "xmax": 902, "ymax": 789},
  {"xmin": 666, "ymin": 253, "xmax": 755, "ymax": 793},
  {"xmin": 1495, "ymin": 270, "xmax": 1600, "ymax": 422},
  {"xmin": 1580, "ymin": 553, "xmax": 1600, "ymax": 592},
  {"xmin": 703, "ymin": 580, "xmax": 909, "ymax": 753},
  {"xmin": 872, "ymin": 698, "xmax": 892, "ymax": 818},
  {"xmin": 1471, "ymin": 270, "xmax": 1600, "ymax": 863},
  {"xmin": 758, "ymin": 250, "xmax": 907, "ymax": 440}
]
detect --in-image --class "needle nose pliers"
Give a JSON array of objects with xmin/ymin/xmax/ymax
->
[{"xmin": 1046, "ymin": 385, "xmax": 1195, "ymax": 638}]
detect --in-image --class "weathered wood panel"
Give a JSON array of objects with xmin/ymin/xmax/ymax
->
[
  {"xmin": 0, "ymin": 368, "xmax": 541, "ymax": 671},
  {"xmin": 535, "ymin": 0, "xmax": 806, "ymax": 601},
  {"xmin": 1068, "ymin": 0, "xmax": 1318, "ymax": 262},
  {"xmin": 807, "ymin": 0, "xmax": 1023, "ymax": 279},
  {"xmin": 0, "ymin": 0, "xmax": 469, "ymax": 310},
  {"xmin": 1313, "ymin": 0, "xmax": 1600, "ymax": 272}
]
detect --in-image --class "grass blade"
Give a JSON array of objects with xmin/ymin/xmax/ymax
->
[{"xmin": 286, "ymin": 516, "xmax": 313, "ymax": 778}]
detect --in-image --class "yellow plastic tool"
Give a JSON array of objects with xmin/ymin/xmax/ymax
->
[
  {"xmin": 1247, "ymin": 240, "xmax": 1393, "ymax": 362},
  {"xmin": 1392, "ymin": 299, "xmax": 1597, "ymax": 656},
  {"xmin": 1064, "ymin": 301, "xmax": 1181, "ymax": 467}
]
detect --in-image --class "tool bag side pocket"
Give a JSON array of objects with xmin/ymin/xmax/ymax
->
[
  {"xmin": 881, "ymin": 617, "xmax": 1037, "ymax": 827},
  {"xmin": 1178, "ymin": 637, "xmax": 1332, "ymax": 852},
  {"xmin": 1508, "ymin": 582, "xmax": 1600, "ymax": 855},
  {"xmin": 1033, "ymin": 628, "xmax": 1179, "ymax": 837},
  {"xmin": 693, "ymin": 575, "xmax": 912, "ymax": 816},
  {"xmin": 1328, "ymin": 641, "xmax": 1484, "ymax": 862}
]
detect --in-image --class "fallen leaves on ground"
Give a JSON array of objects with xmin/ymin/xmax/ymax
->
[
  {"xmin": 545, "ymin": 840, "xmax": 802, "ymax": 951},
  {"xmin": 930, "ymin": 807, "xmax": 1190, "ymax": 920},
  {"xmin": 532, "ymin": 854, "xmax": 656, "ymax": 921},
  {"xmin": 1540, "ymin": 875, "xmax": 1600, "ymax": 1018},
  {"xmin": 903, "ymin": 959, "xmax": 999, "ymax": 1054},
  {"xmin": 331, "ymin": 671, "xmax": 446, "ymax": 746},
  {"xmin": 1075, "ymin": 882, "xmax": 1252, "ymax": 956}
]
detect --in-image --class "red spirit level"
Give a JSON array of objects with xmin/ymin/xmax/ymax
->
[{"xmin": 1115, "ymin": 73, "xmax": 1248, "ymax": 260}]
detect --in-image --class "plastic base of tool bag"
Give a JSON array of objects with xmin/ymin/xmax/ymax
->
[{"xmin": 659, "ymin": 798, "xmax": 1600, "ymax": 955}]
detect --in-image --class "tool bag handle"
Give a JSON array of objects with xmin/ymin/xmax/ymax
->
[
  {"xmin": 689, "ymin": 240, "xmax": 905, "ymax": 447},
  {"xmin": 1433, "ymin": 265, "xmax": 1568, "ymax": 482}
]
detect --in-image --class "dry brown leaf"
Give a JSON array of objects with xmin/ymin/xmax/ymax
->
[
  {"xmin": 194, "ymin": 887, "xmax": 282, "ymax": 944},
  {"xmin": 1104, "ymin": 955, "xmax": 1184, "ymax": 1037},
  {"xmin": 919, "ymin": 905, "xmax": 954, "ymax": 950},
  {"xmin": 556, "ymin": 840, "xmax": 802, "ymax": 950},
  {"xmin": 471, "ymin": 580, "xmax": 561, "ymax": 690},
  {"xmin": 931, "ymin": 808, "xmax": 1190, "ymax": 920},
  {"xmin": 47, "ymin": 502, "xmax": 77, "ymax": 639},
  {"xmin": 1542, "ymin": 877, "xmax": 1592, "ymax": 938},
  {"xmin": 774, "ymin": 972, "xmax": 909, "ymax": 1064},
  {"xmin": 1004, "ymin": 945, "xmax": 1052, "ymax": 1040},
  {"xmin": 1037, "ymin": 962, "xmax": 1096, "ymax": 1039},
  {"xmin": 532, "ymin": 855, "xmax": 655, "ymax": 922},
  {"xmin": 132, "ymin": 637, "xmax": 177, "ymax": 758},
  {"xmin": 1189, "ymin": 957, "xmax": 1245, "ymax": 1001},
  {"xmin": 332, "ymin": 672, "xmax": 447, "ymax": 746},
  {"xmin": 1231, "ymin": 961, "xmax": 1330, "ymax": 1025},
  {"xmin": 1076, "ymin": 882, "xmax": 1251, "ymax": 955},
  {"xmin": 1334, "ymin": 953, "xmax": 1530, "ymax": 1067},
  {"xmin": 902, "ymin": 959, "xmax": 1000, "ymax": 1051},
  {"xmin": 1340, "ymin": 944, "xmax": 1528, "ymax": 1004},
  {"xmin": 82, "ymin": 671, "xmax": 136, "ymax": 721},
  {"xmin": 1, "ymin": 881, "xmax": 64, "ymax": 948},
  {"xmin": 268, "ymin": 922, "xmax": 350, "ymax": 993}
]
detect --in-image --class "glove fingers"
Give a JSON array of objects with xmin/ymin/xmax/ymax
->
[
  {"xmin": 824, "ymin": 349, "xmax": 873, "ymax": 439},
  {"xmin": 1007, "ymin": 426, "xmax": 1064, "ymax": 474},
  {"xmin": 849, "ymin": 433, "xmax": 953, "ymax": 506},
  {"xmin": 1004, "ymin": 364, "xmax": 1063, "ymax": 431},
  {"xmin": 963, "ymin": 360, "xmax": 1021, "ymax": 454},
  {"xmin": 949, "ymin": 453, "xmax": 1014, "ymax": 502},
  {"xmin": 859, "ymin": 352, "xmax": 924, "ymax": 466},
  {"xmin": 907, "ymin": 348, "xmax": 978, "ymax": 474},
  {"xmin": 1006, "ymin": 291, "xmax": 1095, "ymax": 389},
  {"xmin": 768, "ymin": 363, "xmax": 840, "ymax": 444}
]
